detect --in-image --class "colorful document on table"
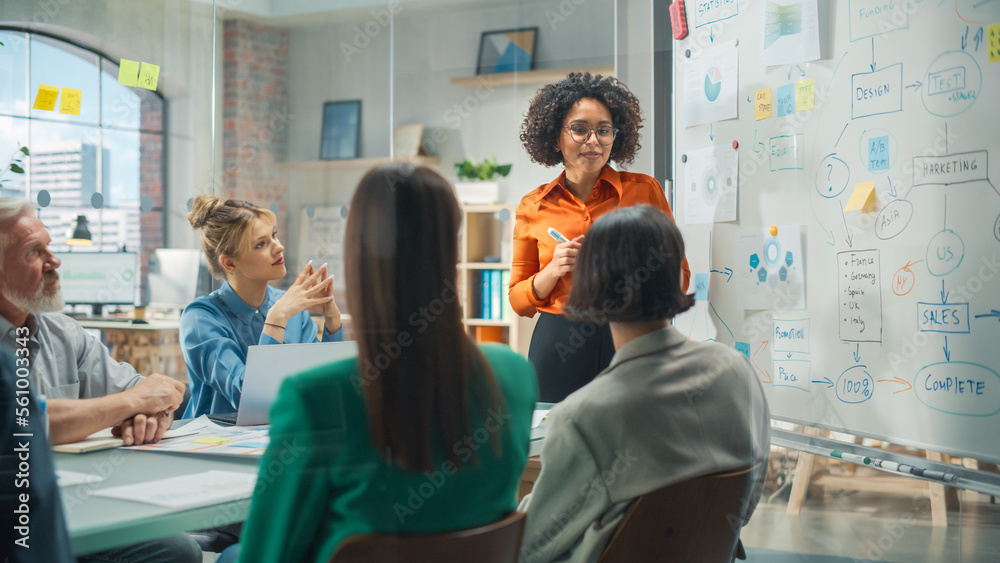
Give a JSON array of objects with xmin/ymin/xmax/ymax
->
[{"xmin": 124, "ymin": 415, "xmax": 271, "ymax": 457}]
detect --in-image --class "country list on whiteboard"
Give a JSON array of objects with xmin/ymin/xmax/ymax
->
[{"xmin": 838, "ymin": 249, "xmax": 882, "ymax": 342}]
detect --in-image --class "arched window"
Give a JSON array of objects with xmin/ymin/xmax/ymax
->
[{"xmin": 0, "ymin": 28, "xmax": 165, "ymax": 260}]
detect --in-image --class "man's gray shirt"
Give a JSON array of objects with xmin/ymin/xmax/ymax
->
[{"xmin": 0, "ymin": 312, "xmax": 143, "ymax": 399}]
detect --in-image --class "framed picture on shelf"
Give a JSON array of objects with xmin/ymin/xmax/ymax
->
[
  {"xmin": 320, "ymin": 100, "xmax": 361, "ymax": 160},
  {"xmin": 476, "ymin": 27, "xmax": 538, "ymax": 75},
  {"xmin": 393, "ymin": 124, "xmax": 424, "ymax": 158}
]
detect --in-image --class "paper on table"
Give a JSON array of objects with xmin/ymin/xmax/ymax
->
[
  {"xmin": 124, "ymin": 415, "xmax": 270, "ymax": 457},
  {"xmin": 91, "ymin": 470, "xmax": 257, "ymax": 509},
  {"xmin": 53, "ymin": 425, "xmax": 200, "ymax": 454},
  {"xmin": 531, "ymin": 410, "xmax": 550, "ymax": 429},
  {"xmin": 56, "ymin": 470, "xmax": 105, "ymax": 487}
]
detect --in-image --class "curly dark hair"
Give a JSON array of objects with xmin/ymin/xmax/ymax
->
[{"xmin": 520, "ymin": 72, "xmax": 643, "ymax": 167}]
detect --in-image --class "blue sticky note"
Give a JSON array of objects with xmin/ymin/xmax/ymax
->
[
  {"xmin": 777, "ymin": 84, "xmax": 795, "ymax": 117},
  {"xmin": 694, "ymin": 273, "xmax": 710, "ymax": 301},
  {"xmin": 230, "ymin": 441, "xmax": 268, "ymax": 449},
  {"xmin": 735, "ymin": 341, "xmax": 750, "ymax": 360},
  {"xmin": 868, "ymin": 135, "xmax": 889, "ymax": 171}
]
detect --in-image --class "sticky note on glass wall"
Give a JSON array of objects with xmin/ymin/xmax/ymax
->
[
  {"xmin": 694, "ymin": 273, "xmax": 709, "ymax": 301},
  {"xmin": 755, "ymin": 88, "xmax": 772, "ymax": 121},
  {"xmin": 776, "ymin": 84, "xmax": 795, "ymax": 117},
  {"xmin": 795, "ymin": 78, "xmax": 815, "ymax": 111},
  {"xmin": 138, "ymin": 62, "xmax": 160, "ymax": 91},
  {"xmin": 32, "ymin": 84, "xmax": 59, "ymax": 111},
  {"xmin": 59, "ymin": 87, "xmax": 82, "ymax": 115},
  {"xmin": 118, "ymin": 59, "xmax": 140, "ymax": 86},
  {"xmin": 988, "ymin": 22, "xmax": 1000, "ymax": 64},
  {"xmin": 845, "ymin": 181, "xmax": 876, "ymax": 212}
]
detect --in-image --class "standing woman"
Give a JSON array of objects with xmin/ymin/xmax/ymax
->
[
  {"xmin": 511, "ymin": 72, "xmax": 691, "ymax": 403},
  {"xmin": 217, "ymin": 164, "xmax": 536, "ymax": 563},
  {"xmin": 181, "ymin": 195, "xmax": 343, "ymax": 418}
]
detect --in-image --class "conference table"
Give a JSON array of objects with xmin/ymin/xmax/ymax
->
[
  {"xmin": 56, "ymin": 439, "xmax": 259, "ymax": 555},
  {"xmin": 57, "ymin": 405, "xmax": 553, "ymax": 555}
]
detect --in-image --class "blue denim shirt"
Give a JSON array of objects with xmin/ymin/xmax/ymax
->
[{"xmin": 180, "ymin": 280, "xmax": 343, "ymax": 417}]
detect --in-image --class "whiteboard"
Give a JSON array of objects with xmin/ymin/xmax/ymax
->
[{"xmin": 672, "ymin": 0, "xmax": 1000, "ymax": 463}]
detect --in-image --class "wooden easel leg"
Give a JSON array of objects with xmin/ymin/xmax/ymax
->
[
  {"xmin": 786, "ymin": 426, "xmax": 824, "ymax": 515},
  {"xmin": 925, "ymin": 450, "xmax": 951, "ymax": 527}
]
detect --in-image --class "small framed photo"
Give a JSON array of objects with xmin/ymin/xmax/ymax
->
[
  {"xmin": 320, "ymin": 100, "xmax": 361, "ymax": 160},
  {"xmin": 393, "ymin": 124, "xmax": 425, "ymax": 158},
  {"xmin": 476, "ymin": 27, "xmax": 538, "ymax": 75}
]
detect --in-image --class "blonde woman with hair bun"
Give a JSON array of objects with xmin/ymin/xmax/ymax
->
[{"xmin": 180, "ymin": 195, "xmax": 343, "ymax": 418}]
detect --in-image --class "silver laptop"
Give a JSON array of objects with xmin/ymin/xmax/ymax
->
[{"xmin": 236, "ymin": 340, "xmax": 358, "ymax": 426}]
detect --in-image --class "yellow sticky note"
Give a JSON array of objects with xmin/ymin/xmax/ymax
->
[
  {"xmin": 989, "ymin": 23, "xmax": 1000, "ymax": 64},
  {"xmin": 138, "ymin": 62, "xmax": 160, "ymax": 91},
  {"xmin": 118, "ymin": 59, "xmax": 140, "ymax": 86},
  {"xmin": 59, "ymin": 87, "xmax": 82, "ymax": 116},
  {"xmin": 796, "ymin": 78, "xmax": 815, "ymax": 111},
  {"xmin": 32, "ymin": 84, "xmax": 59, "ymax": 111},
  {"xmin": 191, "ymin": 436, "xmax": 234, "ymax": 445},
  {"xmin": 754, "ymin": 88, "xmax": 772, "ymax": 121},
  {"xmin": 845, "ymin": 181, "xmax": 876, "ymax": 213}
]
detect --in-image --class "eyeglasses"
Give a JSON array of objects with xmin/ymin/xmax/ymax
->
[{"xmin": 562, "ymin": 124, "xmax": 618, "ymax": 146}]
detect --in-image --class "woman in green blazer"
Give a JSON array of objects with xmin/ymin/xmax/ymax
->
[{"xmin": 220, "ymin": 164, "xmax": 537, "ymax": 563}]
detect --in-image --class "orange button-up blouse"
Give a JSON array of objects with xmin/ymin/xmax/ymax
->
[{"xmin": 509, "ymin": 165, "xmax": 692, "ymax": 317}]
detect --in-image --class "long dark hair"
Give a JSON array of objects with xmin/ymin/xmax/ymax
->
[{"xmin": 345, "ymin": 164, "xmax": 504, "ymax": 472}]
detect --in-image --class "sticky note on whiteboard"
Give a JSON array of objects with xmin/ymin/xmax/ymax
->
[
  {"xmin": 795, "ymin": 78, "xmax": 815, "ymax": 111},
  {"xmin": 776, "ymin": 84, "xmax": 795, "ymax": 116},
  {"xmin": 989, "ymin": 23, "xmax": 1000, "ymax": 64},
  {"xmin": 118, "ymin": 59, "xmax": 140, "ymax": 86},
  {"xmin": 735, "ymin": 341, "xmax": 750, "ymax": 360},
  {"xmin": 59, "ymin": 87, "xmax": 82, "ymax": 115},
  {"xmin": 138, "ymin": 62, "xmax": 160, "ymax": 91},
  {"xmin": 32, "ymin": 84, "xmax": 59, "ymax": 111},
  {"xmin": 868, "ymin": 136, "xmax": 889, "ymax": 172},
  {"xmin": 755, "ymin": 88, "xmax": 772, "ymax": 121},
  {"xmin": 694, "ymin": 273, "xmax": 710, "ymax": 301},
  {"xmin": 845, "ymin": 181, "xmax": 876, "ymax": 212}
]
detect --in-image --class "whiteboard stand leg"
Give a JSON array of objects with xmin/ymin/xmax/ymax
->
[{"xmin": 786, "ymin": 426, "xmax": 824, "ymax": 515}]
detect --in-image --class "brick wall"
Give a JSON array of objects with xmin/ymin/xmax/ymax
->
[{"xmin": 222, "ymin": 19, "xmax": 290, "ymax": 233}]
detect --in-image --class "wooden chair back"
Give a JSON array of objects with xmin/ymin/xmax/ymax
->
[
  {"xmin": 597, "ymin": 466, "xmax": 755, "ymax": 563},
  {"xmin": 329, "ymin": 511, "xmax": 526, "ymax": 563}
]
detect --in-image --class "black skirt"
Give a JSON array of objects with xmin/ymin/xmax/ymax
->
[{"xmin": 527, "ymin": 311, "xmax": 616, "ymax": 403}]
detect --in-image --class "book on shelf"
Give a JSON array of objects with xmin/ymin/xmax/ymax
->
[{"xmin": 500, "ymin": 270, "xmax": 511, "ymax": 321}]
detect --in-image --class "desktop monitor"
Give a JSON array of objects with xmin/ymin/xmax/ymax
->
[
  {"xmin": 54, "ymin": 252, "xmax": 138, "ymax": 315},
  {"xmin": 146, "ymin": 248, "xmax": 214, "ymax": 312}
]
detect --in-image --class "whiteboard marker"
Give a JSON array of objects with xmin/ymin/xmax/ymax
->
[
  {"xmin": 831, "ymin": 450, "xmax": 870, "ymax": 465},
  {"xmin": 547, "ymin": 227, "xmax": 570, "ymax": 244}
]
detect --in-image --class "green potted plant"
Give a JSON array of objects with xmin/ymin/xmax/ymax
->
[
  {"xmin": 453, "ymin": 156, "xmax": 511, "ymax": 204},
  {"xmin": 0, "ymin": 145, "xmax": 29, "ymax": 192}
]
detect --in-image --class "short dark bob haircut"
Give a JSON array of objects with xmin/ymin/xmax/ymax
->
[
  {"xmin": 565, "ymin": 205, "xmax": 694, "ymax": 323},
  {"xmin": 520, "ymin": 72, "xmax": 643, "ymax": 168}
]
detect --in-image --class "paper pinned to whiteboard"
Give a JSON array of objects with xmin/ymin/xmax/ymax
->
[
  {"xmin": 736, "ymin": 225, "xmax": 806, "ymax": 310},
  {"xmin": 683, "ymin": 144, "xmax": 739, "ymax": 225},
  {"xmin": 684, "ymin": 43, "xmax": 739, "ymax": 127},
  {"xmin": 759, "ymin": 0, "xmax": 823, "ymax": 67}
]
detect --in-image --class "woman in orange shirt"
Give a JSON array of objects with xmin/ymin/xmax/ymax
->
[{"xmin": 511, "ymin": 72, "xmax": 691, "ymax": 402}]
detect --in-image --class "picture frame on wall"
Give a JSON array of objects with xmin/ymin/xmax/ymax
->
[
  {"xmin": 320, "ymin": 100, "xmax": 361, "ymax": 160},
  {"xmin": 393, "ymin": 124, "xmax": 424, "ymax": 158},
  {"xmin": 476, "ymin": 27, "xmax": 538, "ymax": 75}
]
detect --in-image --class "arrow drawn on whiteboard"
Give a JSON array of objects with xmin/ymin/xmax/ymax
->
[
  {"xmin": 711, "ymin": 267, "xmax": 734, "ymax": 282},
  {"xmin": 975, "ymin": 310, "xmax": 1000, "ymax": 322},
  {"xmin": 812, "ymin": 377, "xmax": 834, "ymax": 389},
  {"xmin": 941, "ymin": 279, "xmax": 950, "ymax": 305},
  {"xmin": 943, "ymin": 336, "xmax": 951, "ymax": 362},
  {"xmin": 840, "ymin": 206, "xmax": 854, "ymax": 247},
  {"xmin": 753, "ymin": 341, "xmax": 771, "ymax": 384},
  {"xmin": 870, "ymin": 37, "xmax": 876, "ymax": 71},
  {"xmin": 887, "ymin": 176, "xmax": 897, "ymax": 198},
  {"xmin": 876, "ymin": 375, "xmax": 912, "ymax": 394},
  {"xmin": 853, "ymin": 343, "xmax": 861, "ymax": 363}
]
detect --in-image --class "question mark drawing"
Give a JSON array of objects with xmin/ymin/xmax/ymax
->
[{"xmin": 827, "ymin": 163, "xmax": 833, "ymax": 191}]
